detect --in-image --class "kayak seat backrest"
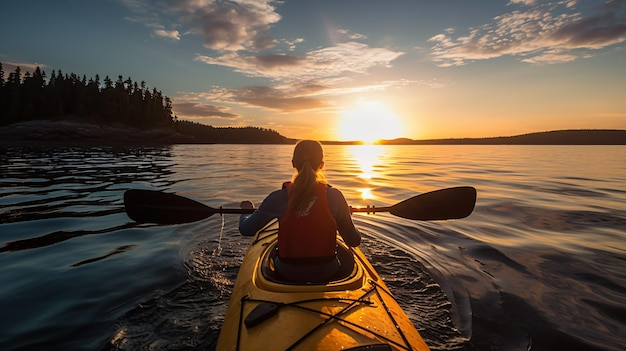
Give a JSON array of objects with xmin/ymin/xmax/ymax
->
[{"xmin": 259, "ymin": 241, "xmax": 358, "ymax": 286}]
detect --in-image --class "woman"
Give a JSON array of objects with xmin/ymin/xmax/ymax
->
[{"xmin": 239, "ymin": 140, "xmax": 361, "ymax": 282}]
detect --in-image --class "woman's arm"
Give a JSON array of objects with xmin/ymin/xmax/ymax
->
[
  {"xmin": 238, "ymin": 189, "xmax": 287, "ymax": 236},
  {"xmin": 327, "ymin": 187, "xmax": 361, "ymax": 247}
]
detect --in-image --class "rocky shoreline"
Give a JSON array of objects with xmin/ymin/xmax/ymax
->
[{"xmin": 0, "ymin": 120, "xmax": 193, "ymax": 146}]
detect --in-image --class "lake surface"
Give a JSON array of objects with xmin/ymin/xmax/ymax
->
[{"xmin": 1, "ymin": 144, "xmax": 624, "ymax": 351}]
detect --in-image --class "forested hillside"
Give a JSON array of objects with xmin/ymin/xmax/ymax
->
[
  {"xmin": 0, "ymin": 62, "xmax": 174, "ymax": 128},
  {"xmin": 175, "ymin": 120, "xmax": 290, "ymax": 144},
  {"xmin": 0, "ymin": 62, "xmax": 290, "ymax": 144}
]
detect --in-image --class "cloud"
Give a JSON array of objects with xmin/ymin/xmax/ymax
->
[
  {"xmin": 195, "ymin": 42, "xmax": 404, "ymax": 81},
  {"xmin": 337, "ymin": 29, "xmax": 368, "ymax": 40},
  {"xmin": 171, "ymin": 92, "xmax": 240, "ymax": 120},
  {"xmin": 255, "ymin": 53, "xmax": 304, "ymax": 69},
  {"xmin": 121, "ymin": 0, "xmax": 281, "ymax": 51},
  {"xmin": 119, "ymin": 1, "xmax": 405, "ymax": 116},
  {"xmin": 508, "ymin": 0, "xmax": 537, "ymax": 5},
  {"xmin": 281, "ymin": 38, "xmax": 305, "ymax": 51},
  {"xmin": 154, "ymin": 29, "xmax": 180, "ymax": 40},
  {"xmin": 195, "ymin": 78, "xmax": 422, "ymax": 113},
  {"xmin": 190, "ymin": 2, "xmax": 280, "ymax": 51},
  {"xmin": 550, "ymin": 12, "xmax": 626, "ymax": 49},
  {"xmin": 231, "ymin": 86, "xmax": 328, "ymax": 112},
  {"xmin": 521, "ymin": 51, "xmax": 579, "ymax": 64},
  {"xmin": 202, "ymin": 84, "xmax": 329, "ymax": 112},
  {"xmin": 429, "ymin": 1, "xmax": 626, "ymax": 66},
  {"xmin": 1, "ymin": 61, "xmax": 46, "ymax": 75},
  {"xmin": 172, "ymin": 101, "xmax": 239, "ymax": 119},
  {"xmin": 191, "ymin": 41, "xmax": 405, "ymax": 112}
]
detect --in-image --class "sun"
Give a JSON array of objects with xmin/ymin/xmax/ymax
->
[{"xmin": 337, "ymin": 101, "xmax": 403, "ymax": 143}]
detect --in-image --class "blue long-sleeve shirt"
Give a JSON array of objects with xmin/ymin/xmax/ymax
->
[{"xmin": 238, "ymin": 186, "xmax": 361, "ymax": 247}]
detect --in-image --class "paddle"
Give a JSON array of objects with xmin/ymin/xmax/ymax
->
[
  {"xmin": 124, "ymin": 186, "xmax": 476, "ymax": 225},
  {"xmin": 350, "ymin": 186, "xmax": 476, "ymax": 220}
]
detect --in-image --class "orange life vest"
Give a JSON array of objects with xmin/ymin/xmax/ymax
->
[{"xmin": 278, "ymin": 182, "xmax": 338, "ymax": 259}]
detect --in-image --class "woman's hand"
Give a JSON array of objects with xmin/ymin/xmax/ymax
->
[{"xmin": 240, "ymin": 200, "xmax": 255, "ymax": 209}]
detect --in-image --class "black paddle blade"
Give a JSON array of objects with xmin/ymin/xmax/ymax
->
[
  {"xmin": 389, "ymin": 186, "xmax": 476, "ymax": 220},
  {"xmin": 124, "ymin": 189, "xmax": 215, "ymax": 224}
]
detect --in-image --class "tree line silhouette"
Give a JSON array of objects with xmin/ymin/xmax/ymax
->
[
  {"xmin": 0, "ymin": 62, "xmax": 294, "ymax": 144},
  {"xmin": 175, "ymin": 120, "xmax": 290, "ymax": 144},
  {"xmin": 0, "ymin": 62, "xmax": 175, "ymax": 128}
]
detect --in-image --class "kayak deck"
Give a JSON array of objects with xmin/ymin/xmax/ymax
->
[{"xmin": 217, "ymin": 221, "xmax": 431, "ymax": 351}]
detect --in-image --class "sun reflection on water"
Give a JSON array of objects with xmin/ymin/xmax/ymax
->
[
  {"xmin": 359, "ymin": 188, "xmax": 374, "ymax": 200},
  {"xmin": 345, "ymin": 145, "xmax": 386, "ymax": 202},
  {"xmin": 348, "ymin": 145, "xmax": 384, "ymax": 180}
]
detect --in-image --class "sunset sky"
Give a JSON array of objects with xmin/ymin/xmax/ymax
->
[{"xmin": 1, "ymin": 0, "xmax": 625, "ymax": 141}]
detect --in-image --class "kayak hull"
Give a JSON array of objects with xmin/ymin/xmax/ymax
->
[{"xmin": 217, "ymin": 221, "xmax": 431, "ymax": 351}]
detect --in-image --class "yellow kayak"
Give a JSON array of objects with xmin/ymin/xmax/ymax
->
[
  {"xmin": 124, "ymin": 187, "xmax": 476, "ymax": 350},
  {"xmin": 216, "ymin": 221, "xmax": 431, "ymax": 351}
]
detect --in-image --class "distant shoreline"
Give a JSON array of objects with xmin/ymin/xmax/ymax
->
[
  {"xmin": 322, "ymin": 129, "xmax": 626, "ymax": 145},
  {"xmin": 0, "ymin": 120, "xmax": 625, "ymax": 145}
]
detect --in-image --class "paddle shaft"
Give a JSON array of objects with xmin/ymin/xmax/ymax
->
[
  {"xmin": 168, "ymin": 205, "xmax": 394, "ymax": 215},
  {"xmin": 350, "ymin": 206, "xmax": 392, "ymax": 214}
]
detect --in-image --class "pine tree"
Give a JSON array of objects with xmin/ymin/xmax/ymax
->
[
  {"xmin": 0, "ymin": 62, "xmax": 176, "ymax": 128},
  {"xmin": 0, "ymin": 62, "xmax": 4, "ymax": 88}
]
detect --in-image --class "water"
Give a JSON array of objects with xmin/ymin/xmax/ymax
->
[{"xmin": 1, "ymin": 144, "xmax": 624, "ymax": 351}]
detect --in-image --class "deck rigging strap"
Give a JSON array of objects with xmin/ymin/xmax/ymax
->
[
  {"xmin": 371, "ymin": 279, "xmax": 413, "ymax": 349},
  {"xmin": 235, "ymin": 294, "xmax": 372, "ymax": 350},
  {"xmin": 234, "ymin": 285, "xmax": 414, "ymax": 351},
  {"xmin": 284, "ymin": 284, "xmax": 414, "ymax": 351}
]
